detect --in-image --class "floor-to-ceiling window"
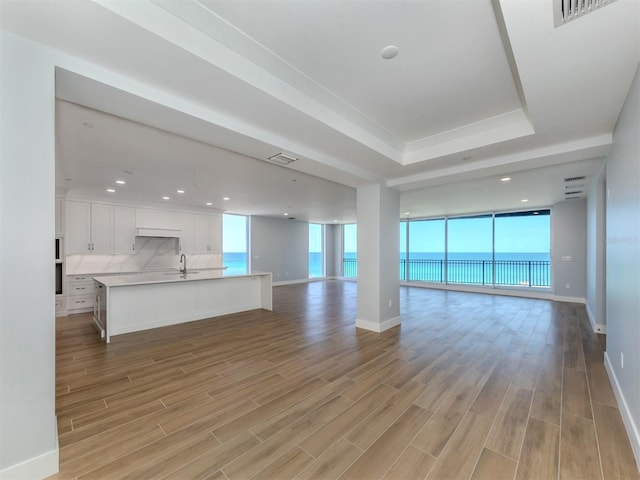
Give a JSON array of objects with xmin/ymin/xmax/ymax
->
[
  {"xmin": 494, "ymin": 210, "xmax": 551, "ymax": 286},
  {"xmin": 342, "ymin": 223, "xmax": 357, "ymax": 277},
  {"xmin": 401, "ymin": 209, "xmax": 551, "ymax": 288},
  {"xmin": 407, "ymin": 218, "xmax": 446, "ymax": 282},
  {"xmin": 447, "ymin": 214, "xmax": 493, "ymax": 285},
  {"xmin": 222, "ymin": 214, "xmax": 248, "ymax": 274},
  {"xmin": 309, "ymin": 223, "xmax": 324, "ymax": 278}
]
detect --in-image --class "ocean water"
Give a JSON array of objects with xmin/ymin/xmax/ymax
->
[
  {"xmin": 309, "ymin": 252, "xmax": 323, "ymax": 278},
  {"xmin": 344, "ymin": 252, "xmax": 550, "ymax": 286},
  {"xmin": 223, "ymin": 252, "xmax": 248, "ymax": 275},
  {"xmin": 224, "ymin": 252, "xmax": 325, "ymax": 278}
]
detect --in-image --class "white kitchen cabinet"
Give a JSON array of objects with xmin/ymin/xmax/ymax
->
[
  {"xmin": 65, "ymin": 274, "xmax": 96, "ymax": 313},
  {"xmin": 65, "ymin": 200, "xmax": 113, "ymax": 254},
  {"xmin": 113, "ymin": 206, "xmax": 135, "ymax": 254},
  {"xmin": 178, "ymin": 213, "xmax": 195, "ymax": 254},
  {"xmin": 91, "ymin": 203, "xmax": 113, "ymax": 254},
  {"xmin": 135, "ymin": 208, "xmax": 181, "ymax": 230},
  {"xmin": 65, "ymin": 201, "xmax": 91, "ymax": 254},
  {"xmin": 194, "ymin": 214, "xmax": 222, "ymax": 254}
]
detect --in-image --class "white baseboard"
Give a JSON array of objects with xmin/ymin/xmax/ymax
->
[
  {"xmin": 604, "ymin": 352, "xmax": 640, "ymax": 472},
  {"xmin": 400, "ymin": 281, "xmax": 554, "ymax": 300},
  {"xmin": 585, "ymin": 302, "xmax": 606, "ymax": 334},
  {"xmin": 272, "ymin": 277, "xmax": 332, "ymax": 286},
  {"xmin": 356, "ymin": 315, "xmax": 401, "ymax": 333},
  {"xmin": 272, "ymin": 278, "xmax": 312, "ymax": 286},
  {"xmin": 0, "ymin": 438, "xmax": 58, "ymax": 480},
  {"xmin": 552, "ymin": 295, "xmax": 586, "ymax": 304}
]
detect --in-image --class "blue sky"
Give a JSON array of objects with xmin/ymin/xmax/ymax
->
[
  {"xmin": 225, "ymin": 214, "xmax": 550, "ymax": 254},
  {"xmin": 348, "ymin": 214, "xmax": 550, "ymax": 253},
  {"xmin": 222, "ymin": 214, "xmax": 247, "ymax": 252}
]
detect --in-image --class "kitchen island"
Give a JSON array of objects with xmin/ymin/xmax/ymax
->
[{"xmin": 93, "ymin": 270, "xmax": 272, "ymax": 342}]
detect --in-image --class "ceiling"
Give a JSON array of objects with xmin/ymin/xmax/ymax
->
[{"xmin": 2, "ymin": 0, "xmax": 639, "ymax": 222}]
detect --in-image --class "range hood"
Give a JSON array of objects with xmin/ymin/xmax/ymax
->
[{"xmin": 135, "ymin": 228, "xmax": 181, "ymax": 238}]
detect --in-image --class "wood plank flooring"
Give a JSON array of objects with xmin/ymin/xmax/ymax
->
[{"xmin": 49, "ymin": 281, "xmax": 640, "ymax": 480}]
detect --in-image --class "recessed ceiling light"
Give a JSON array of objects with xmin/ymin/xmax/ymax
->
[
  {"xmin": 283, "ymin": 213, "xmax": 289, "ymax": 216},
  {"xmin": 404, "ymin": 212, "xmax": 411, "ymax": 215},
  {"xmin": 381, "ymin": 45, "xmax": 399, "ymax": 59},
  {"xmin": 106, "ymin": 188, "xmax": 115, "ymax": 193},
  {"xmin": 206, "ymin": 202, "xmax": 212, "ymax": 206},
  {"xmin": 162, "ymin": 196, "xmax": 170, "ymax": 200},
  {"xmin": 333, "ymin": 220, "xmax": 338, "ymax": 223},
  {"xmin": 533, "ymin": 211, "xmax": 539, "ymax": 215},
  {"xmin": 177, "ymin": 189, "xmax": 185, "ymax": 194},
  {"xmin": 115, "ymin": 180, "xmax": 126, "ymax": 185},
  {"xmin": 223, "ymin": 197, "xmax": 230, "ymax": 201},
  {"xmin": 501, "ymin": 177, "xmax": 511, "ymax": 182},
  {"xmin": 521, "ymin": 199, "xmax": 529, "ymax": 202}
]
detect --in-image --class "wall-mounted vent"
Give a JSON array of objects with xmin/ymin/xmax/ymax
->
[
  {"xmin": 554, "ymin": 0, "xmax": 618, "ymax": 27},
  {"xmin": 565, "ymin": 190, "xmax": 583, "ymax": 195},
  {"xmin": 564, "ymin": 175, "xmax": 586, "ymax": 183},
  {"xmin": 267, "ymin": 153, "xmax": 298, "ymax": 166}
]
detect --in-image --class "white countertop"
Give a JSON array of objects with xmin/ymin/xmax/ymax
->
[{"xmin": 94, "ymin": 270, "xmax": 271, "ymax": 287}]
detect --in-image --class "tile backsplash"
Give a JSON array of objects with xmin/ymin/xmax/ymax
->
[{"xmin": 66, "ymin": 237, "xmax": 222, "ymax": 275}]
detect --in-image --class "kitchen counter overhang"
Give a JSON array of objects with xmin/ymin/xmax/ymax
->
[{"xmin": 93, "ymin": 271, "xmax": 272, "ymax": 342}]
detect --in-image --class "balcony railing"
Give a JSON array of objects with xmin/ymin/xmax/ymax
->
[
  {"xmin": 344, "ymin": 257, "xmax": 550, "ymax": 287},
  {"xmin": 343, "ymin": 258, "xmax": 358, "ymax": 278}
]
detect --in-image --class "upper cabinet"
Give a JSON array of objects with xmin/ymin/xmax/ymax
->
[
  {"xmin": 194, "ymin": 214, "xmax": 222, "ymax": 254},
  {"xmin": 113, "ymin": 206, "xmax": 135, "ymax": 254},
  {"xmin": 91, "ymin": 204, "xmax": 114, "ymax": 254},
  {"xmin": 135, "ymin": 208, "xmax": 181, "ymax": 230},
  {"xmin": 65, "ymin": 201, "xmax": 113, "ymax": 254},
  {"xmin": 178, "ymin": 213, "xmax": 195, "ymax": 254},
  {"xmin": 65, "ymin": 201, "xmax": 222, "ymax": 256},
  {"xmin": 65, "ymin": 201, "xmax": 91, "ymax": 254}
]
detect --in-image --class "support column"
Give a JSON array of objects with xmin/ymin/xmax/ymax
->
[{"xmin": 356, "ymin": 183, "xmax": 401, "ymax": 332}]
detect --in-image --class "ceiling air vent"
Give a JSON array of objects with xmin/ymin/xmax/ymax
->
[
  {"xmin": 267, "ymin": 153, "xmax": 298, "ymax": 166},
  {"xmin": 554, "ymin": 0, "xmax": 618, "ymax": 27}
]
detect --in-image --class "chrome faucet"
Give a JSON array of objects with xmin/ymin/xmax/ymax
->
[{"xmin": 179, "ymin": 253, "xmax": 187, "ymax": 275}]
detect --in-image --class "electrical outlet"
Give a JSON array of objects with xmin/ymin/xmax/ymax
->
[
  {"xmin": 388, "ymin": 299, "xmax": 392, "ymax": 307},
  {"xmin": 566, "ymin": 283, "xmax": 571, "ymax": 289},
  {"xmin": 620, "ymin": 352, "xmax": 624, "ymax": 368}
]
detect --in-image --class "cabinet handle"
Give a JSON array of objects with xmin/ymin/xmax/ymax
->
[
  {"xmin": 77, "ymin": 287, "xmax": 85, "ymax": 290},
  {"xmin": 75, "ymin": 300, "xmax": 86, "ymax": 304},
  {"xmin": 132, "ymin": 243, "xmax": 135, "ymax": 252}
]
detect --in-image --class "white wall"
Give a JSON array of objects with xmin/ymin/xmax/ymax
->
[
  {"xmin": 324, "ymin": 223, "xmax": 341, "ymax": 277},
  {"xmin": 250, "ymin": 216, "xmax": 309, "ymax": 283},
  {"xmin": 0, "ymin": 31, "xmax": 58, "ymax": 478},
  {"xmin": 605, "ymin": 64, "xmax": 640, "ymax": 467},
  {"xmin": 552, "ymin": 199, "xmax": 587, "ymax": 301},
  {"xmin": 585, "ymin": 169, "xmax": 606, "ymax": 332}
]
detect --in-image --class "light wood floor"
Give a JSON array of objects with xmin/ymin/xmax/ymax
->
[{"xmin": 50, "ymin": 281, "xmax": 640, "ymax": 480}]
